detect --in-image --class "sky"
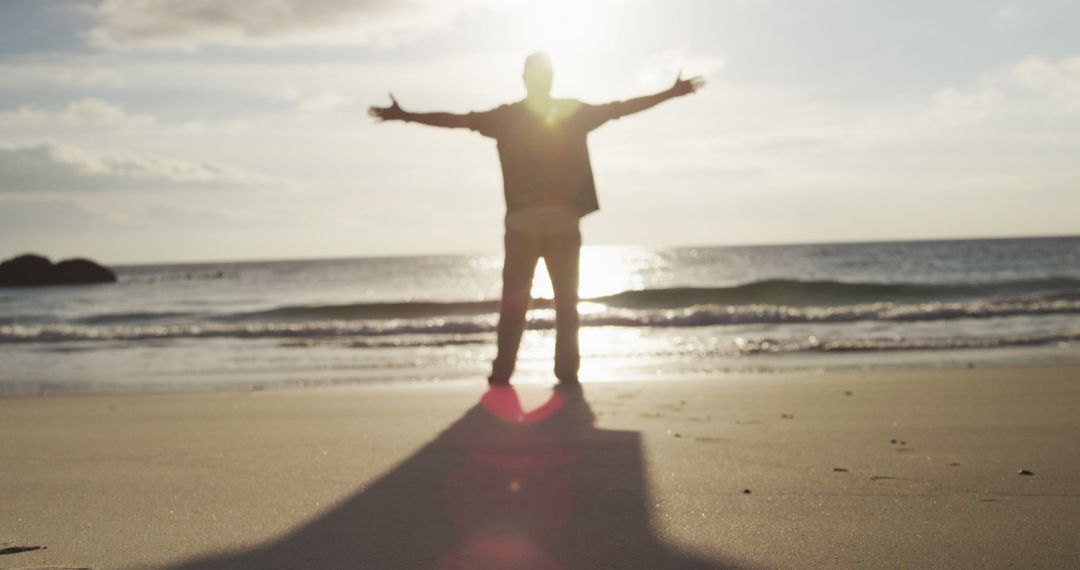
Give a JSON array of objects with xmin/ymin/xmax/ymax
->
[{"xmin": 1, "ymin": 0, "xmax": 1078, "ymax": 264}]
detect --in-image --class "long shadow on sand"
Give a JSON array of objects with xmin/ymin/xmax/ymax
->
[{"xmin": 171, "ymin": 386, "xmax": 738, "ymax": 569}]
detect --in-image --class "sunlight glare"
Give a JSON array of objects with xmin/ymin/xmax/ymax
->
[
  {"xmin": 529, "ymin": 246, "xmax": 641, "ymax": 300},
  {"xmin": 490, "ymin": 0, "xmax": 616, "ymax": 67}
]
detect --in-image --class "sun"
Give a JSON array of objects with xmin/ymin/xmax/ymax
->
[
  {"xmin": 493, "ymin": 0, "xmax": 613, "ymax": 67},
  {"xmin": 523, "ymin": 2, "xmax": 596, "ymax": 64}
]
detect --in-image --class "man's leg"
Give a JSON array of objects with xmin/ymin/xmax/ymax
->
[
  {"xmin": 543, "ymin": 229, "xmax": 582, "ymax": 383},
  {"xmin": 490, "ymin": 229, "xmax": 540, "ymax": 384}
]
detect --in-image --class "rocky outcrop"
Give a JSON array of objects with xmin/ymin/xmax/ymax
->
[{"xmin": 0, "ymin": 254, "xmax": 117, "ymax": 287}]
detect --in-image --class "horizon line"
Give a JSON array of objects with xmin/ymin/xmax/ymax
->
[{"xmin": 77, "ymin": 231, "xmax": 1080, "ymax": 268}]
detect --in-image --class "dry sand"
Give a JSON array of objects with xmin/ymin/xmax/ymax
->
[{"xmin": 1, "ymin": 366, "xmax": 1078, "ymax": 569}]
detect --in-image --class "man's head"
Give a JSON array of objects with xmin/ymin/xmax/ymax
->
[{"xmin": 523, "ymin": 52, "xmax": 553, "ymax": 98}]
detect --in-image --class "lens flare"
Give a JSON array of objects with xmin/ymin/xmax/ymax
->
[{"xmin": 441, "ymin": 387, "xmax": 581, "ymax": 569}]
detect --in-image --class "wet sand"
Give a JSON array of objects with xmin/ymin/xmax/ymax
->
[{"xmin": 1, "ymin": 366, "xmax": 1078, "ymax": 569}]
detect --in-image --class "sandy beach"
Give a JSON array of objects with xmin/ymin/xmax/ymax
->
[
  {"xmin": 4, "ymin": 1, "xmax": 1079, "ymax": 568},
  {"xmin": 2, "ymin": 365, "xmax": 1078, "ymax": 569}
]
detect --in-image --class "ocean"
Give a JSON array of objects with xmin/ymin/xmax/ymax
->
[{"xmin": 2, "ymin": 236, "xmax": 1079, "ymax": 395}]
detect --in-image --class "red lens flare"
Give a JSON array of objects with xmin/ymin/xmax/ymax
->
[{"xmin": 441, "ymin": 387, "xmax": 581, "ymax": 569}]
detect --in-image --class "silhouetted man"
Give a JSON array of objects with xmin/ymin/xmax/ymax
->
[{"xmin": 370, "ymin": 52, "xmax": 704, "ymax": 386}]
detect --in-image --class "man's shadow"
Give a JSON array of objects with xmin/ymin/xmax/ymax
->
[{"xmin": 172, "ymin": 386, "xmax": 737, "ymax": 569}]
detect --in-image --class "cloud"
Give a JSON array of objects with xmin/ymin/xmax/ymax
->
[
  {"xmin": 63, "ymin": 98, "xmax": 154, "ymax": 126},
  {"xmin": 84, "ymin": 0, "xmax": 482, "ymax": 51},
  {"xmin": 996, "ymin": 4, "xmax": 1023, "ymax": 21},
  {"xmin": 1010, "ymin": 55, "xmax": 1080, "ymax": 113},
  {"xmin": 294, "ymin": 91, "xmax": 355, "ymax": 115},
  {"xmin": 143, "ymin": 204, "xmax": 254, "ymax": 227},
  {"xmin": 0, "ymin": 61, "xmax": 128, "ymax": 90},
  {"xmin": 922, "ymin": 54, "xmax": 1080, "ymax": 126},
  {"xmin": 0, "ymin": 98, "xmax": 156, "ymax": 129},
  {"xmin": 0, "ymin": 198, "xmax": 119, "ymax": 232},
  {"xmin": 637, "ymin": 48, "xmax": 725, "ymax": 87},
  {"xmin": 0, "ymin": 141, "xmax": 273, "ymax": 192},
  {"xmin": 925, "ymin": 86, "xmax": 1005, "ymax": 126}
]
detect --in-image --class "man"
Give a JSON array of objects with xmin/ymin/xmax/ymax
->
[{"xmin": 369, "ymin": 52, "xmax": 704, "ymax": 387}]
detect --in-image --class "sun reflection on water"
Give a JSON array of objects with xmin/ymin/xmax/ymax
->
[
  {"xmin": 512, "ymin": 326, "xmax": 666, "ymax": 384},
  {"xmin": 529, "ymin": 245, "xmax": 656, "ymax": 300},
  {"xmin": 518, "ymin": 246, "xmax": 669, "ymax": 382}
]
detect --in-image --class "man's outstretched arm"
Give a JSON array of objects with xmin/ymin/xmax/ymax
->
[
  {"xmin": 608, "ymin": 73, "xmax": 705, "ymax": 119},
  {"xmin": 368, "ymin": 94, "xmax": 471, "ymax": 129}
]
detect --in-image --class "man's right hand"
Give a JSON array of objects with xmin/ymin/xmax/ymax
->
[{"xmin": 368, "ymin": 93, "xmax": 407, "ymax": 122}]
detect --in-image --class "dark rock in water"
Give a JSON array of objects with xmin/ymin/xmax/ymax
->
[
  {"xmin": 741, "ymin": 488, "xmax": 752, "ymax": 495},
  {"xmin": 0, "ymin": 254, "xmax": 52, "ymax": 284},
  {"xmin": 53, "ymin": 258, "xmax": 116, "ymax": 284},
  {"xmin": 833, "ymin": 467, "xmax": 849, "ymax": 472},
  {"xmin": 1018, "ymin": 469, "xmax": 1035, "ymax": 476},
  {"xmin": 0, "ymin": 253, "xmax": 116, "ymax": 287}
]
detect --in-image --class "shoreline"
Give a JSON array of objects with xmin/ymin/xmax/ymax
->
[
  {"xmin": 2, "ymin": 365, "xmax": 1078, "ymax": 568},
  {"xmin": 3, "ymin": 347, "xmax": 1080, "ymax": 400}
]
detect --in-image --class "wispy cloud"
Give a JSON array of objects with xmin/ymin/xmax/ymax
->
[
  {"xmin": 0, "ymin": 198, "xmax": 119, "ymax": 232},
  {"xmin": 996, "ymin": 4, "xmax": 1023, "ymax": 21},
  {"xmin": 637, "ymin": 48, "xmax": 725, "ymax": 87},
  {"xmin": 0, "ymin": 141, "xmax": 273, "ymax": 192},
  {"xmin": 1011, "ymin": 55, "xmax": 1080, "ymax": 113},
  {"xmin": 83, "ymin": 0, "xmax": 483, "ymax": 51},
  {"xmin": 0, "ymin": 61, "xmax": 128, "ymax": 90},
  {"xmin": 292, "ymin": 91, "xmax": 356, "ymax": 115},
  {"xmin": 0, "ymin": 98, "xmax": 156, "ymax": 129},
  {"xmin": 923, "ymin": 54, "xmax": 1080, "ymax": 126}
]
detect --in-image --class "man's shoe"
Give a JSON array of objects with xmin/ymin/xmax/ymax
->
[{"xmin": 554, "ymin": 378, "xmax": 583, "ymax": 397}]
